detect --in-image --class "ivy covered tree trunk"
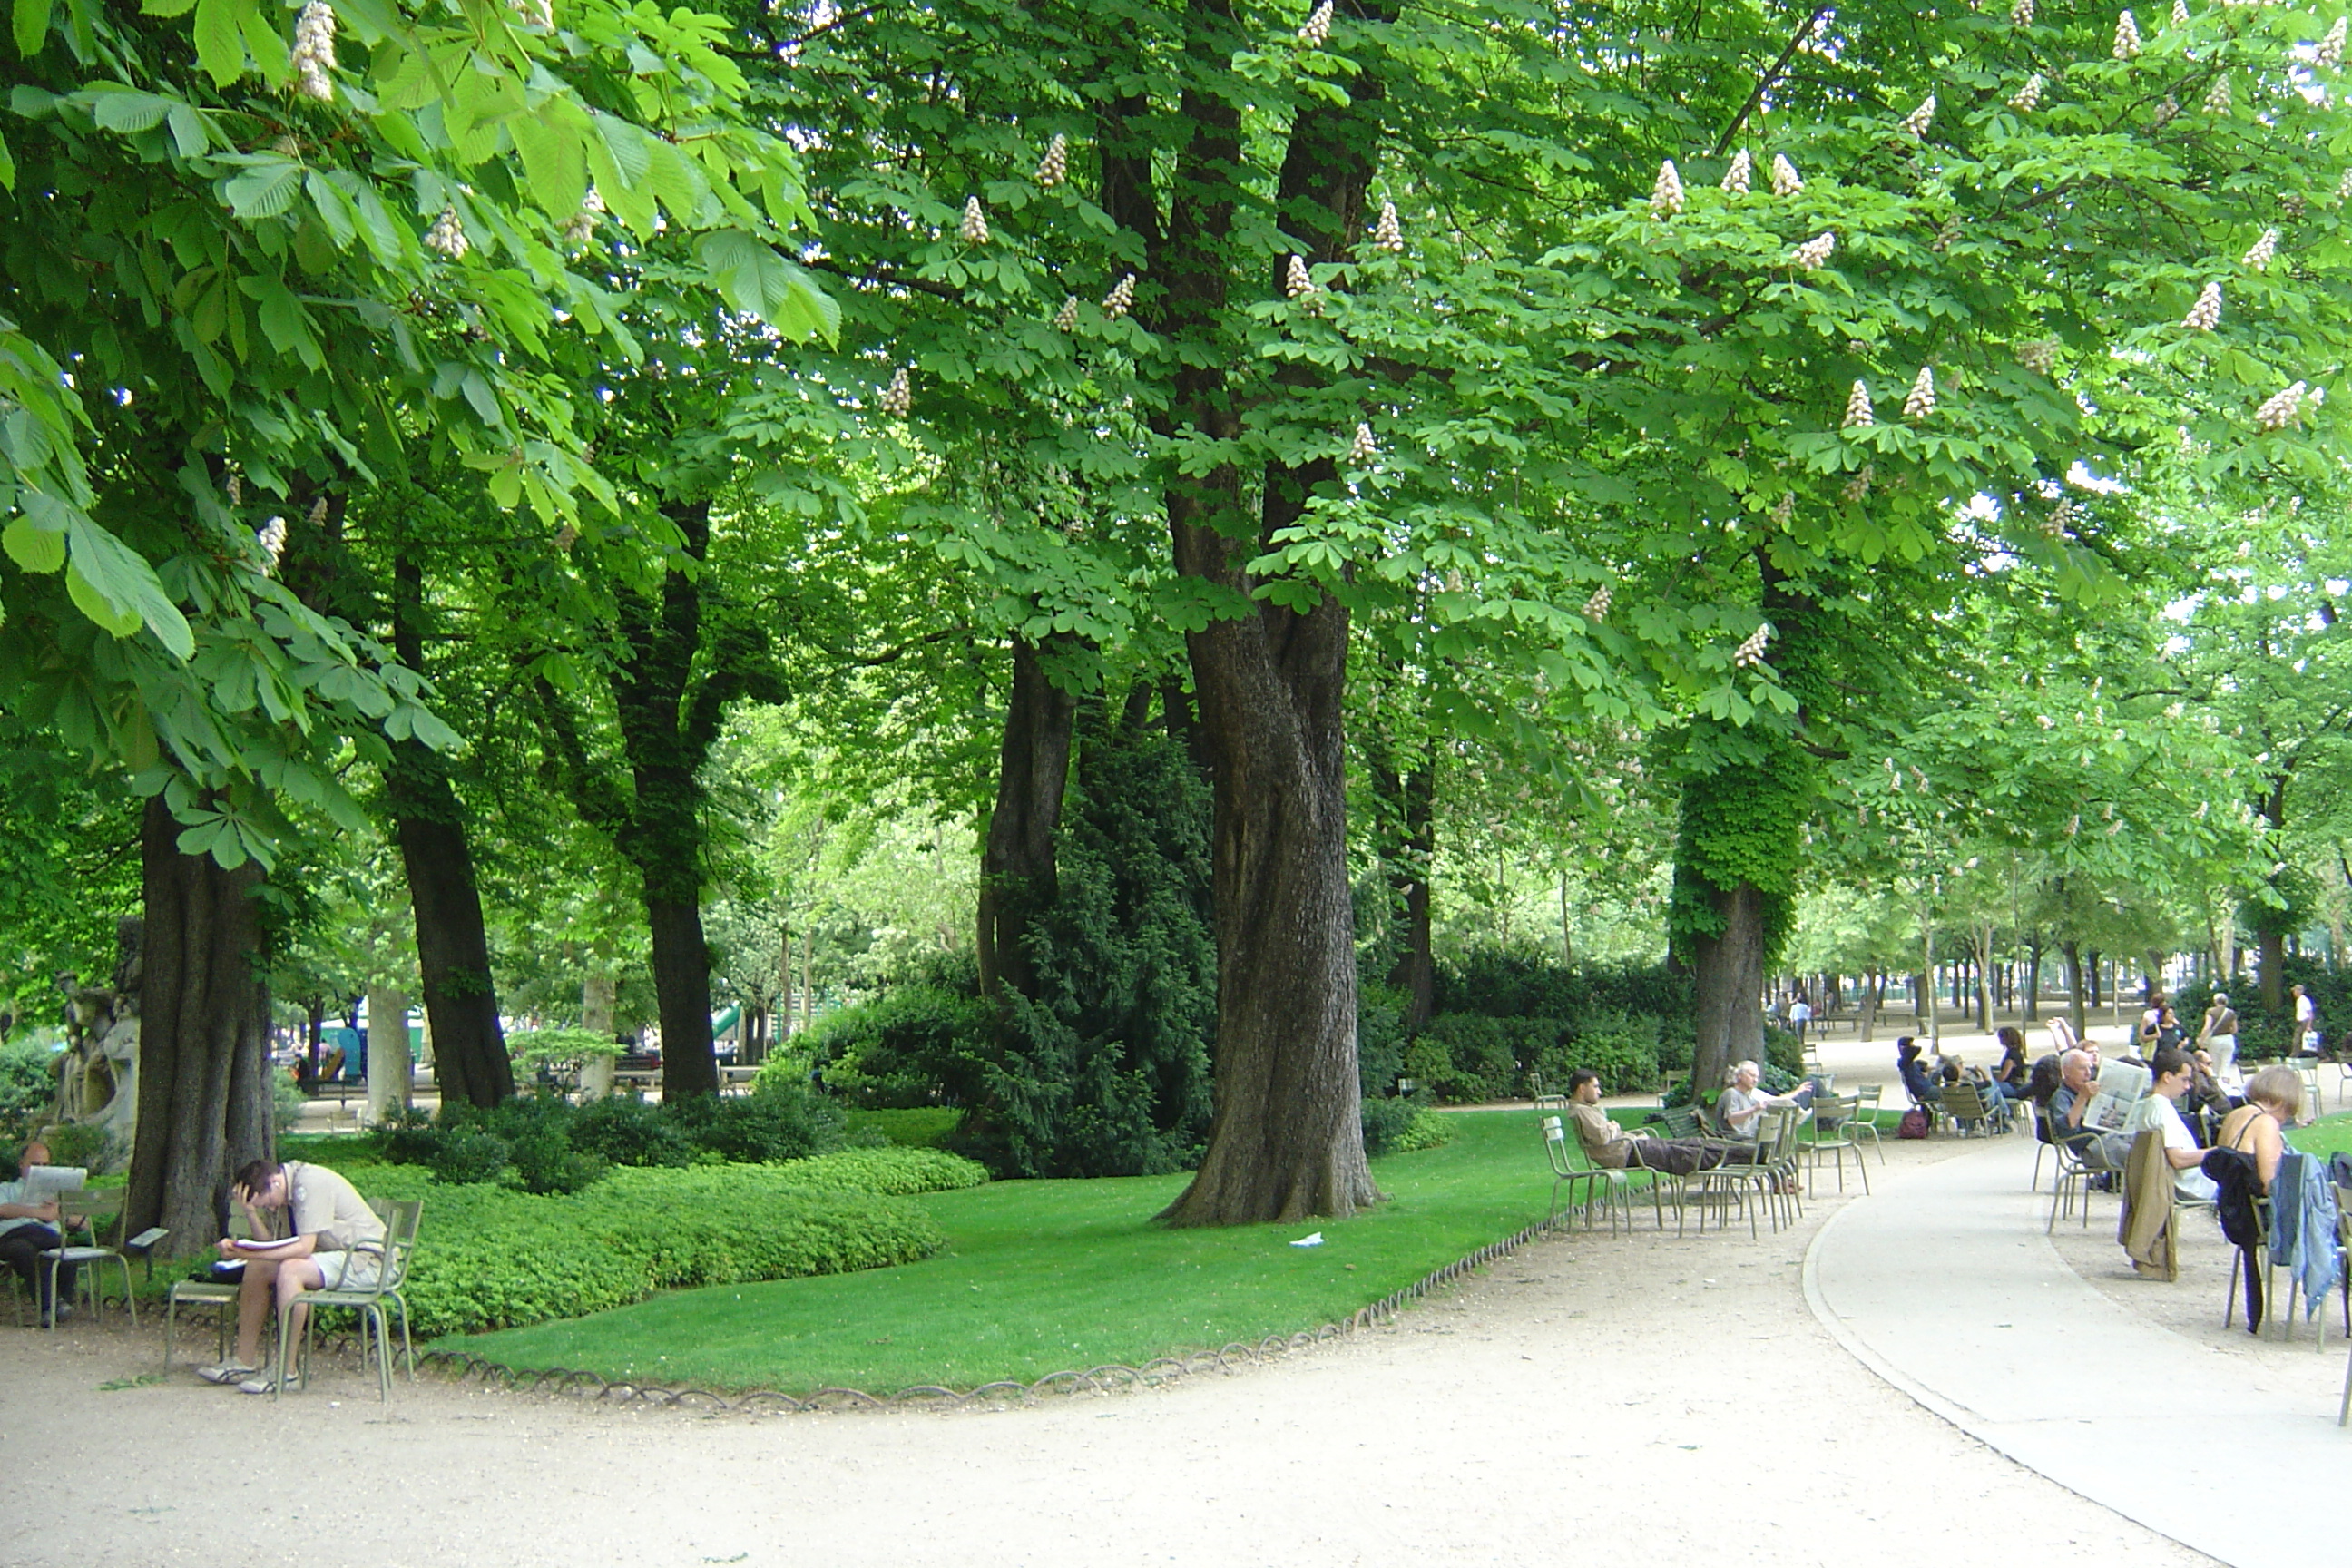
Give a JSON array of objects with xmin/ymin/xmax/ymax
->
[
  {"xmin": 976, "ymin": 634, "xmax": 1079, "ymax": 1006},
  {"xmin": 127, "ymin": 797, "xmax": 273, "ymax": 1253},
  {"xmin": 1671, "ymin": 565, "xmax": 1820, "ymax": 1096},
  {"xmin": 387, "ymin": 550, "xmax": 513, "ymax": 1107},
  {"xmin": 1152, "ymin": 0, "xmax": 1387, "ymax": 1226}
]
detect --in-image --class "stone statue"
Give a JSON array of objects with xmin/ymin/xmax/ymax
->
[{"xmin": 54, "ymin": 918, "xmax": 141, "ymax": 1152}]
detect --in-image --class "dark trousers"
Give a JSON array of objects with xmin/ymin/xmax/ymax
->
[
  {"xmin": 0, "ymin": 1224, "xmax": 74, "ymax": 1308},
  {"xmin": 1627, "ymin": 1138, "xmax": 1763, "ymax": 1176}
]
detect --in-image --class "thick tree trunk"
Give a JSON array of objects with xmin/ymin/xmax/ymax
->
[
  {"xmin": 1858, "ymin": 973, "xmax": 1881, "ymax": 1043},
  {"xmin": 2259, "ymin": 928, "xmax": 2286, "ymax": 1012},
  {"xmin": 365, "ymin": 983, "xmax": 411, "ymax": 1124},
  {"xmin": 1689, "ymin": 884, "xmax": 1767, "ymax": 1094},
  {"xmin": 1150, "ymin": 0, "xmax": 1386, "ymax": 1227},
  {"xmin": 387, "ymin": 550, "xmax": 512, "ymax": 1107},
  {"xmin": 2025, "ymin": 939, "xmax": 2043, "ymax": 1022},
  {"xmin": 976, "ymin": 634, "xmax": 1079, "ymax": 1005},
  {"xmin": 127, "ymin": 797, "xmax": 272, "ymax": 1253},
  {"xmin": 648, "ymin": 896, "xmax": 718, "ymax": 1099}
]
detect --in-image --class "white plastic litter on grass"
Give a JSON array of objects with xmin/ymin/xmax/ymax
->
[{"xmin": 1290, "ymin": 1232, "xmax": 1325, "ymax": 1248}]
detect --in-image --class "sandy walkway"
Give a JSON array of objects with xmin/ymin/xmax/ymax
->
[{"xmin": 5, "ymin": 1123, "xmax": 2215, "ymax": 1568}]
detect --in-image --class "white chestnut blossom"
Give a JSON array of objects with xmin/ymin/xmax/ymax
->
[
  {"xmin": 1899, "ymin": 93, "xmax": 1936, "ymax": 136},
  {"xmin": 1903, "ymin": 366, "xmax": 1936, "ymax": 420},
  {"xmin": 562, "ymin": 186, "xmax": 604, "ymax": 247},
  {"xmin": 959, "ymin": 196, "xmax": 989, "ymax": 245},
  {"xmin": 2181, "ymin": 279, "xmax": 2222, "ymax": 328},
  {"xmin": 2114, "ymin": 9, "xmax": 2141, "ymax": 57},
  {"xmin": 1772, "ymin": 491, "xmax": 1796, "ymax": 526},
  {"xmin": 1347, "ymin": 422, "xmax": 1377, "ymax": 464},
  {"xmin": 1102, "ymin": 273, "xmax": 1136, "ymax": 318},
  {"xmin": 1792, "ymin": 231, "xmax": 1837, "ymax": 268},
  {"xmin": 1371, "ymin": 200, "xmax": 1404, "ymax": 252},
  {"xmin": 879, "ymin": 366, "xmax": 911, "ymax": 416},
  {"xmin": 1285, "ymin": 254, "xmax": 1316, "ymax": 298},
  {"xmin": 1651, "ymin": 160, "xmax": 1685, "ymax": 218},
  {"xmin": 1298, "ymin": 0, "xmax": 1332, "ymax": 45},
  {"xmin": 1843, "ymin": 464, "xmax": 1874, "ymax": 502},
  {"xmin": 1731, "ymin": 623, "xmax": 1772, "ymax": 668},
  {"xmin": 2013, "ymin": 0, "xmax": 2034, "ymax": 22},
  {"xmin": 2321, "ymin": 16, "xmax": 2347, "ymax": 69},
  {"xmin": 2242, "ymin": 227, "xmax": 2278, "ymax": 270},
  {"xmin": 2019, "ymin": 338, "xmax": 2060, "ymax": 374},
  {"xmin": 291, "ymin": 1, "xmax": 337, "ymax": 102},
  {"xmin": 2255, "ymin": 379, "xmax": 2308, "ymax": 430},
  {"xmin": 1843, "ymin": 379, "xmax": 1875, "ymax": 427},
  {"xmin": 1769, "ymin": 153, "xmax": 1803, "ymax": 196},
  {"xmin": 424, "ymin": 207, "xmax": 469, "ymax": 260},
  {"xmin": 2203, "ymin": 74, "xmax": 2231, "ymax": 113},
  {"xmin": 1053, "ymin": 296, "xmax": 1080, "ymax": 332},
  {"xmin": 1721, "ymin": 148, "xmax": 1752, "ymax": 194},
  {"xmin": 1036, "ymin": 133, "xmax": 1068, "ymax": 188},
  {"xmin": 1583, "ymin": 583, "xmax": 1613, "ymax": 619},
  {"xmin": 2171, "ymin": 0, "xmax": 2189, "ymax": 20},
  {"xmin": 257, "ymin": 517, "xmax": 287, "ymax": 573},
  {"xmin": 2009, "ymin": 74, "xmax": 2044, "ymax": 111}
]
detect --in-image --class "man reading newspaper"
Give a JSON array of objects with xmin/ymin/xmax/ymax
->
[{"xmin": 2050, "ymin": 1048, "xmax": 2146, "ymax": 1171}]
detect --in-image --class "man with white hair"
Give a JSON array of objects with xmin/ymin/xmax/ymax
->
[
  {"xmin": 1717, "ymin": 1060, "xmax": 1813, "ymax": 1142},
  {"xmin": 2049, "ymin": 1048, "xmax": 2133, "ymax": 1171}
]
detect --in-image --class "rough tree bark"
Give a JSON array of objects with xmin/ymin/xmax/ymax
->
[
  {"xmin": 976, "ymin": 634, "xmax": 1080, "ymax": 1006},
  {"xmin": 126, "ymin": 797, "xmax": 273, "ymax": 1252},
  {"xmin": 387, "ymin": 549, "xmax": 512, "ymax": 1106},
  {"xmin": 1149, "ymin": 0, "xmax": 1387, "ymax": 1226}
]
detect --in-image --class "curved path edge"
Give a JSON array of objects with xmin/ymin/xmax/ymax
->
[{"xmin": 1801, "ymin": 1136, "xmax": 2345, "ymax": 1568}]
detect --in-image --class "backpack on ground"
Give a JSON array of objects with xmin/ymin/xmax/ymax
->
[{"xmin": 1897, "ymin": 1108, "xmax": 1931, "ymax": 1140}]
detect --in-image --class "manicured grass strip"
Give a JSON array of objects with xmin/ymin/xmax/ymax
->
[
  {"xmin": 2287, "ymin": 1110, "xmax": 2352, "ymax": 1158},
  {"xmin": 448, "ymin": 1108, "xmax": 1564, "ymax": 1395},
  {"xmin": 844, "ymin": 1107, "xmax": 965, "ymax": 1148}
]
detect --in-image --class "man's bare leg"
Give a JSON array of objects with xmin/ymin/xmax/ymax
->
[{"xmin": 232, "ymin": 1259, "xmax": 281, "ymax": 1367}]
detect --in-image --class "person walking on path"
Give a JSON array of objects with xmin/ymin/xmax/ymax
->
[
  {"xmin": 1788, "ymin": 992, "xmax": 1813, "ymax": 1048},
  {"xmin": 2197, "ymin": 992, "xmax": 2239, "ymax": 1081},
  {"xmin": 2288, "ymin": 984, "xmax": 2317, "ymax": 1056}
]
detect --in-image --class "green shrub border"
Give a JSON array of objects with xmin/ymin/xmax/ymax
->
[{"xmin": 363, "ymin": 1209, "xmax": 1566, "ymax": 1415}]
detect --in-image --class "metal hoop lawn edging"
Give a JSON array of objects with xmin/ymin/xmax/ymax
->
[{"xmin": 388, "ymin": 1215, "xmax": 1565, "ymax": 1417}]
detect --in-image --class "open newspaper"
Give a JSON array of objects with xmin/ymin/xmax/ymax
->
[{"xmin": 2082, "ymin": 1062, "xmax": 2151, "ymax": 1133}]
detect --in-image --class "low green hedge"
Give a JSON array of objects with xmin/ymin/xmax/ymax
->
[{"xmin": 348, "ymin": 1149, "xmax": 984, "ymax": 1338}]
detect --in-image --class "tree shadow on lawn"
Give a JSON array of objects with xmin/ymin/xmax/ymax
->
[{"xmin": 447, "ymin": 1108, "xmax": 1564, "ymax": 1395}]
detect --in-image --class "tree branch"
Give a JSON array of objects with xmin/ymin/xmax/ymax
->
[{"xmin": 1711, "ymin": 5, "xmax": 1833, "ymax": 157}]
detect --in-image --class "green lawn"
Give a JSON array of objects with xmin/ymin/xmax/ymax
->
[
  {"xmin": 448, "ymin": 1107, "xmax": 1569, "ymax": 1393},
  {"xmin": 2287, "ymin": 1109, "xmax": 2352, "ymax": 1158}
]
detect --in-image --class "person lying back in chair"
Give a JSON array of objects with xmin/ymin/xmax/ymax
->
[
  {"xmin": 1563, "ymin": 1071, "xmax": 1757, "ymax": 1177},
  {"xmin": 196, "ymin": 1157, "xmax": 387, "ymax": 1394}
]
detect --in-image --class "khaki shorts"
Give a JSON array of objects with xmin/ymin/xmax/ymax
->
[{"xmin": 313, "ymin": 1250, "xmax": 383, "ymax": 1290}]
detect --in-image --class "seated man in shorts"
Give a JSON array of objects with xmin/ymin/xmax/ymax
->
[
  {"xmin": 197, "ymin": 1157, "xmax": 387, "ymax": 1393},
  {"xmin": 1563, "ymin": 1070, "xmax": 1753, "ymax": 1176}
]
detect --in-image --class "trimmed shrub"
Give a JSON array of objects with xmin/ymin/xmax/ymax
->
[
  {"xmin": 661, "ymin": 1086, "xmax": 845, "ymax": 1165},
  {"xmin": 0, "ymin": 1037, "xmax": 55, "ymax": 1155},
  {"xmin": 689, "ymin": 1145, "xmax": 987, "ymax": 1199},
  {"xmin": 1541, "ymin": 1008, "xmax": 1661, "ymax": 1095},
  {"xmin": 1409, "ymin": 1014, "xmax": 1562, "ymax": 1102},
  {"xmin": 1384, "ymin": 1109, "xmax": 1455, "ymax": 1155},
  {"xmin": 803, "ymin": 986, "xmax": 993, "ymax": 1108},
  {"xmin": 569, "ymin": 1093, "xmax": 698, "ymax": 1168},
  {"xmin": 843, "ymin": 1107, "xmax": 964, "ymax": 1149},
  {"xmin": 353, "ymin": 1163, "xmax": 949, "ymax": 1338},
  {"xmin": 429, "ymin": 1130, "xmax": 513, "ymax": 1187}
]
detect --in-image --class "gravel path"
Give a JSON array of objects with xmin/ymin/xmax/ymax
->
[{"xmin": 5, "ymin": 1126, "xmax": 2214, "ymax": 1568}]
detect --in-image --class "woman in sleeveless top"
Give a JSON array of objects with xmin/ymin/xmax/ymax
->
[{"xmin": 2215, "ymin": 1063, "xmax": 2301, "ymax": 1191}]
